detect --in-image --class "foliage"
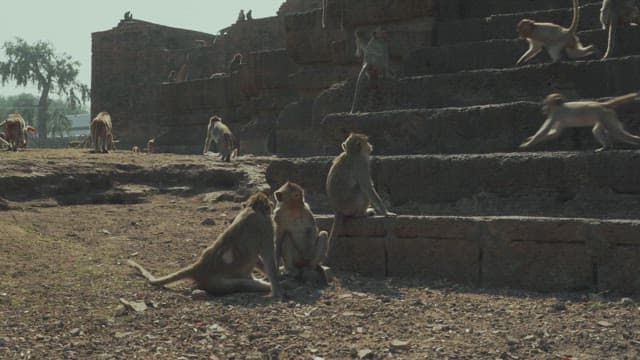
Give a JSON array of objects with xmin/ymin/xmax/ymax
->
[{"xmin": 0, "ymin": 38, "xmax": 89, "ymax": 138}]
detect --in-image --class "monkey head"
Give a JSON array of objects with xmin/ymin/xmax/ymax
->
[
  {"xmin": 542, "ymin": 93, "xmax": 567, "ymax": 115},
  {"xmin": 210, "ymin": 115, "xmax": 222, "ymax": 123},
  {"xmin": 274, "ymin": 182, "xmax": 304, "ymax": 206},
  {"xmin": 245, "ymin": 192, "xmax": 273, "ymax": 216},
  {"xmin": 342, "ymin": 132, "xmax": 373, "ymax": 155},
  {"xmin": 517, "ymin": 19, "xmax": 535, "ymax": 38}
]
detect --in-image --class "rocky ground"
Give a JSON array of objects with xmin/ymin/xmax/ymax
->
[{"xmin": 1, "ymin": 149, "xmax": 639, "ymax": 359}]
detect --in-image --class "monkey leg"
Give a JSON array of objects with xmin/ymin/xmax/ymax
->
[
  {"xmin": 593, "ymin": 123, "xmax": 613, "ymax": 151},
  {"xmin": 310, "ymin": 230, "xmax": 329, "ymax": 267},
  {"xmin": 516, "ymin": 45, "xmax": 542, "ymax": 66},
  {"xmin": 350, "ymin": 65, "xmax": 368, "ymax": 113},
  {"xmin": 607, "ymin": 123, "xmax": 640, "ymax": 147}
]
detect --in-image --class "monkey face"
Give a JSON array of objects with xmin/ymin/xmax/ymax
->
[
  {"xmin": 542, "ymin": 93, "xmax": 566, "ymax": 115},
  {"xmin": 342, "ymin": 133, "xmax": 372, "ymax": 155},
  {"xmin": 274, "ymin": 182, "xmax": 304, "ymax": 205},
  {"xmin": 246, "ymin": 192, "xmax": 273, "ymax": 215},
  {"xmin": 210, "ymin": 115, "xmax": 222, "ymax": 123},
  {"xmin": 517, "ymin": 19, "xmax": 534, "ymax": 38}
]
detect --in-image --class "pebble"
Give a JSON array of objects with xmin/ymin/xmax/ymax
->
[
  {"xmin": 201, "ymin": 218, "xmax": 216, "ymax": 226},
  {"xmin": 390, "ymin": 340, "xmax": 410, "ymax": 352}
]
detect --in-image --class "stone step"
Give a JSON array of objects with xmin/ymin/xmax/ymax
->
[
  {"xmin": 441, "ymin": 0, "xmax": 602, "ymax": 20},
  {"xmin": 315, "ymin": 214, "xmax": 640, "ymax": 293},
  {"xmin": 436, "ymin": 3, "xmax": 602, "ymax": 45},
  {"xmin": 313, "ymin": 56, "xmax": 640, "ymax": 119},
  {"xmin": 266, "ymin": 151, "xmax": 640, "ymax": 220},
  {"xmin": 319, "ymin": 101, "xmax": 640, "ymax": 155},
  {"xmin": 405, "ymin": 27, "xmax": 640, "ymax": 75}
]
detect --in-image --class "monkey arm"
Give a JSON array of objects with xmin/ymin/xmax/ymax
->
[
  {"xmin": 355, "ymin": 160, "xmax": 393, "ymax": 216},
  {"xmin": 520, "ymin": 118, "xmax": 554, "ymax": 148},
  {"xmin": 516, "ymin": 43, "xmax": 542, "ymax": 66},
  {"xmin": 203, "ymin": 130, "xmax": 213, "ymax": 154}
]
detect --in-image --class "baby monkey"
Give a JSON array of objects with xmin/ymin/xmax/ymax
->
[
  {"xmin": 273, "ymin": 182, "xmax": 329, "ymax": 285},
  {"xmin": 516, "ymin": 0, "xmax": 595, "ymax": 65},
  {"xmin": 520, "ymin": 91, "xmax": 640, "ymax": 151}
]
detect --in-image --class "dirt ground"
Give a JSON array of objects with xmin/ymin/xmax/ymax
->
[{"xmin": 1, "ymin": 150, "xmax": 640, "ymax": 360}]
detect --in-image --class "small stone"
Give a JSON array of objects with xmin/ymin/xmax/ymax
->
[
  {"xmin": 201, "ymin": 218, "xmax": 216, "ymax": 226},
  {"xmin": 115, "ymin": 331, "xmax": 132, "ymax": 339},
  {"xmin": 597, "ymin": 320, "xmax": 614, "ymax": 327},
  {"xmin": 196, "ymin": 206, "xmax": 209, "ymax": 212},
  {"xmin": 0, "ymin": 337, "xmax": 8, "ymax": 347},
  {"xmin": 191, "ymin": 289, "xmax": 208, "ymax": 300},
  {"xmin": 312, "ymin": 357, "xmax": 324, "ymax": 360},
  {"xmin": 101, "ymin": 229, "xmax": 112, "ymax": 235},
  {"xmin": 505, "ymin": 335, "xmax": 519, "ymax": 345},
  {"xmin": 357, "ymin": 349, "xmax": 373, "ymax": 359},
  {"xmin": 390, "ymin": 340, "xmax": 410, "ymax": 352},
  {"xmin": 70, "ymin": 328, "xmax": 82, "ymax": 336},
  {"xmin": 119, "ymin": 298, "xmax": 148, "ymax": 313},
  {"xmin": 621, "ymin": 297, "xmax": 634, "ymax": 306}
]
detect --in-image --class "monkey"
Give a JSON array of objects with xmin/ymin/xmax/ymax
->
[
  {"xmin": 600, "ymin": 0, "xmax": 640, "ymax": 59},
  {"xmin": 123, "ymin": 11, "xmax": 133, "ymax": 21},
  {"xmin": 167, "ymin": 70, "xmax": 176, "ymax": 82},
  {"xmin": 237, "ymin": 9, "xmax": 246, "ymax": 23},
  {"xmin": 326, "ymin": 133, "xmax": 396, "ymax": 247},
  {"xmin": 516, "ymin": 0, "xmax": 596, "ymax": 65},
  {"xmin": 175, "ymin": 63, "xmax": 189, "ymax": 82},
  {"xmin": 246, "ymin": 10, "xmax": 253, "ymax": 20},
  {"xmin": 146, "ymin": 130, "xmax": 167, "ymax": 154},
  {"xmin": 128, "ymin": 192, "xmax": 283, "ymax": 298},
  {"xmin": 273, "ymin": 182, "xmax": 329, "ymax": 284},
  {"xmin": 520, "ymin": 92, "xmax": 640, "ymax": 151},
  {"xmin": 90, "ymin": 112, "xmax": 113, "ymax": 154},
  {"xmin": 203, "ymin": 116, "xmax": 239, "ymax": 162},
  {"xmin": 132, "ymin": 146, "xmax": 139, "ymax": 153},
  {"xmin": 0, "ymin": 113, "xmax": 34, "ymax": 151},
  {"xmin": 350, "ymin": 28, "xmax": 394, "ymax": 113},
  {"xmin": 228, "ymin": 53, "xmax": 243, "ymax": 74}
]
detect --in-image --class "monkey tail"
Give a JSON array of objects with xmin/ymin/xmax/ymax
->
[
  {"xmin": 127, "ymin": 259, "xmax": 195, "ymax": 286},
  {"xmin": 602, "ymin": 93, "xmax": 638, "ymax": 108},
  {"xmin": 322, "ymin": 0, "xmax": 327, "ymax": 29},
  {"xmin": 568, "ymin": 0, "xmax": 580, "ymax": 33},
  {"xmin": 327, "ymin": 213, "xmax": 344, "ymax": 252},
  {"xmin": 350, "ymin": 66, "xmax": 367, "ymax": 114},
  {"xmin": 603, "ymin": 22, "xmax": 616, "ymax": 59}
]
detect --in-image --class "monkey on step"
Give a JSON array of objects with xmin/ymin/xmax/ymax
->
[
  {"xmin": 326, "ymin": 133, "xmax": 396, "ymax": 247},
  {"xmin": 600, "ymin": 0, "xmax": 640, "ymax": 59},
  {"xmin": 520, "ymin": 92, "xmax": 640, "ymax": 151},
  {"xmin": 350, "ymin": 28, "xmax": 394, "ymax": 113},
  {"xmin": 516, "ymin": 0, "xmax": 595, "ymax": 65},
  {"xmin": 128, "ymin": 192, "xmax": 283, "ymax": 298}
]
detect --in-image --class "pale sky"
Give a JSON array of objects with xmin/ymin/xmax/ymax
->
[{"xmin": 0, "ymin": 1, "xmax": 283, "ymax": 99}]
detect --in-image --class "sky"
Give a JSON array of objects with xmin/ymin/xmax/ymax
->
[{"xmin": 0, "ymin": 1, "xmax": 283, "ymax": 99}]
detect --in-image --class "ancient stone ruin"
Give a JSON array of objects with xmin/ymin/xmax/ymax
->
[{"xmin": 92, "ymin": 0, "xmax": 640, "ymax": 293}]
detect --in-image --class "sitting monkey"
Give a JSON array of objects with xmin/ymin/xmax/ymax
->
[{"xmin": 273, "ymin": 182, "xmax": 329, "ymax": 284}]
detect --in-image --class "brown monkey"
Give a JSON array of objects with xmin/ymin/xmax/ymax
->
[
  {"xmin": 351, "ymin": 28, "xmax": 394, "ymax": 113},
  {"xmin": 175, "ymin": 63, "xmax": 189, "ymax": 82},
  {"xmin": 520, "ymin": 92, "xmax": 640, "ymax": 151},
  {"xmin": 228, "ymin": 53, "xmax": 243, "ymax": 73},
  {"xmin": 1, "ymin": 112, "xmax": 35, "ymax": 151},
  {"xmin": 516, "ymin": 0, "xmax": 595, "ymax": 65},
  {"xmin": 146, "ymin": 139, "xmax": 155, "ymax": 154},
  {"xmin": 273, "ymin": 182, "xmax": 329, "ymax": 283},
  {"xmin": 128, "ymin": 192, "xmax": 283, "ymax": 297},
  {"xmin": 326, "ymin": 133, "xmax": 396, "ymax": 246},
  {"xmin": 601, "ymin": 0, "xmax": 640, "ymax": 58},
  {"xmin": 246, "ymin": 10, "xmax": 253, "ymax": 20},
  {"xmin": 203, "ymin": 115, "xmax": 238, "ymax": 162},
  {"xmin": 131, "ymin": 146, "xmax": 139, "ymax": 153},
  {"xmin": 90, "ymin": 112, "xmax": 113, "ymax": 153}
]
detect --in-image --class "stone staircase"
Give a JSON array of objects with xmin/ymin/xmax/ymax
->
[{"xmin": 266, "ymin": 0, "xmax": 640, "ymax": 293}]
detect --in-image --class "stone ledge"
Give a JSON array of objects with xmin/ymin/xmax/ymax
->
[{"xmin": 315, "ymin": 215, "xmax": 640, "ymax": 293}]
